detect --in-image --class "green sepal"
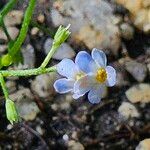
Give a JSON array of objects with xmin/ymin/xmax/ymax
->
[{"xmin": 5, "ymin": 98, "xmax": 20, "ymax": 124}]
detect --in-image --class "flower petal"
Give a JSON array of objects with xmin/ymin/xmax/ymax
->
[
  {"xmin": 75, "ymin": 51, "xmax": 97, "ymax": 73},
  {"xmin": 88, "ymin": 85, "xmax": 105, "ymax": 104},
  {"xmin": 74, "ymin": 75, "xmax": 95, "ymax": 96},
  {"xmin": 106, "ymin": 66, "xmax": 116, "ymax": 87},
  {"xmin": 57, "ymin": 58, "xmax": 78, "ymax": 79},
  {"xmin": 54, "ymin": 78, "xmax": 74, "ymax": 94},
  {"xmin": 92, "ymin": 48, "xmax": 107, "ymax": 67}
]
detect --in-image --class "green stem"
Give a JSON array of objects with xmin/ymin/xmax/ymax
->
[
  {"xmin": 0, "ymin": 66, "xmax": 56, "ymax": 77},
  {"xmin": 1, "ymin": 18, "xmax": 11, "ymax": 41},
  {"xmin": 0, "ymin": 74, "xmax": 9, "ymax": 99},
  {"xmin": 0, "ymin": 0, "xmax": 17, "ymax": 17},
  {"xmin": 40, "ymin": 45, "xmax": 58, "ymax": 68},
  {"xmin": 9, "ymin": 0, "xmax": 36, "ymax": 57},
  {"xmin": 0, "ymin": 0, "xmax": 18, "ymax": 40}
]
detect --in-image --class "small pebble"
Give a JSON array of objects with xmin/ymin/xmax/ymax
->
[
  {"xmin": 136, "ymin": 139, "xmax": 150, "ymax": 150},
  {"xmin": 68, "ymin": 140, "xmax": 84, "ymax": 150},
  {"xmin": 120, "ymin": 23, "xmax": 134, "ymax": 39},
  {"xmin": 37, "ymin": 14, "xmax": 45, "ymax": 23},
  {"xmin": 118, "ymin": 102, "xmax": 140, "ymax": 119},
  {"xmin": 31, "ymin": 27, "xmax": 39, "ymax": 36},
  {"xmin": 63, "ymin": 134, "xmax": 69, "ymax": 141},
  {"xmin": 126, "ymin": 84, "xmax": 150, "ymax": 103}
]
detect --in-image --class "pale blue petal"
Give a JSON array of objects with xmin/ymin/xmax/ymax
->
[
  {"xmin": 57, "ymin": 58, "xmax": 78, "ymax": 79},
  {"xmin": 54, "ymin": 78, "xmax": 74, "ymax": 94},
  {"xmin": 106, "ymin": 66, "xmax": 116, "ymax": 87},
  {"xmin": 92, "ymin": 48, "xmax": 107, "ymax": 67},
  {"xmin": 75, "ymin": 51, "xmax": 97, "ymax": 73},
  {"xmin": 74, "ymin": 75, "xmax": 95, "ymax": 96},
  {"xmin": 88, "ymin": 85, "xmax": 105, "ymax": 104}
]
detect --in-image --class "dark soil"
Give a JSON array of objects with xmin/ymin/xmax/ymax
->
[{"xmin": 0, "ymin": 0, "xmax": 150, "ymax": 150}]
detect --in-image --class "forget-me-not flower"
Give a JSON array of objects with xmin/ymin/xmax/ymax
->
[
  {"xmin": 54, "ymin": 48, "xmax": 116, "ymax": 104},
  {"xmin": 74, "ymin": 48, "xmax": 116, "ymax": 103},
  {"xmin": 54, "ymin": 58, "xmax": 85, "ymax": 99}
]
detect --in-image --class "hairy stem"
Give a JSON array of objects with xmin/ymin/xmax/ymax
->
[
  {"xmin": 0, "ymin": 74, "xmax": 9, "ymax": 99},
  {"xmin": 9, "ymin": 0, "xmax": 36, "ymax": 57},
  {"xmin": 0, "ymin": 66, "xmax": 56, "ymax": 77},
  {"xmin": 40, "ymin": 45, "xmax": 58, "ymax": 68}
]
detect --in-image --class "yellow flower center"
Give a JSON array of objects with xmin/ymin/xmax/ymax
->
[
  {"xmin": 96, "ymin": 68, "xmax": 107, "ymax": 83},
  {"xmin": 75, "ymin": 73, "xmax": 84, "ymax": 80}
]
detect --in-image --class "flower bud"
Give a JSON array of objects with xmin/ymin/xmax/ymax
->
[
  {"xmin": 53, "ymin": 24, "xmax": 71, "ymax": 47},
  {"xmin": 1, "ymin": 54, "xmax": 12, "ymax": 66},
  {"xmin": 5, "ymin": 99, "xmax": 20, "ymax": 124}
]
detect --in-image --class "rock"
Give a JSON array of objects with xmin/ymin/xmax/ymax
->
[
  {"xmin": 6, "ymin": 80, "xmax": 16, "ymax": 93},
  {"xmin": 31, "ymin": 72, "xmax": 57, "ymax": 98},
  {"xmin": 51, "ymin": 94, "xmax": 74, "ymax": 112},
  {"xmin": 4, "ymin": 10, "xmax": 23, "ymax": 27},
  {"xmin": 115, "ymin": 0, "xmax": 150, "ymax": 33},
  {"xmin": 37, "ymin": 14, "xmax": 45, "ymax": 23},
  {"xmin": 21, "ymin": 44, "xmax": 35, "ymax": 68},
  {"xmin": 125, "ymin": 60, "xmax": 147, "ymax": 82},
  {"xmin": 63, "ymin": 134, "xmax": 69, "ymax": 142},
  {"xmin": 0, "ymin": 27, "xmax": 19, "ymax": 41},
  {"xmin": 136, "ymin": 139, "xmax": 150, "ymax": 150},
  {"xmin": 0, "ymin": 45, "xmax": 7, "ymax": 53},
  {"xmin": 10, "ymin": 88, "xmax": 40, "ymax": 121},
  {"xmin": 31, "ymin": 27, "xmax": 39, "ymax": 36},
  {"xmin": 51, "ymin": 0, "xmax": 121, "ymax": 55},
  {"xmin": 68, "ymin": 140, "xmax": 84, "ymax": 150},
  {"xmin": 118, "ymin": 102, "xmax": 140, "ymax": 119},
  {"xmin": 126, "ymin": 84, "xmax": 150, "ymax": 103},
  {"xmin": 36, "ymin": 125, "xmax": 44, "ymax": 135},
  {"xmin": 44, "ymin": 38, "xmax": 75, "ymax": 60},
  {"xmin": 120, "ymin": 23, "xmax": 134, "ymax": 39}
]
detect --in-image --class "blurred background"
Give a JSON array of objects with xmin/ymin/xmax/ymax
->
[{"xmin": 0, "ymin": 0, "xmax": 150, "ymax": 149}]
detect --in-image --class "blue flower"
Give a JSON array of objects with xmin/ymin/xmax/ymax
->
[
  {"xmin": 54, "ymin": 58, "xmax": 85, "ymax": 99},
  {"xmin": 74, "ymin": 48, "xmax": 116, "ymax": 103},
  {"xmin": 54, "ymin": 48, "xmax": 116, "ymax": 104}
]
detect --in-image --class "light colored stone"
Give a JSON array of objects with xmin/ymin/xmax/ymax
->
[
  {"xmin": 136, "ymin": 139, "xmax": 150, "ymax": 150},
  {"xmin": 0, "ymin": 45, "xmax": 7, "ymax": 53},
  {"xmin": 125, "ymin": 60, "xmax": 147, "ymax": 82},
  {"xmin": 37, "ymin": 14, "xmax": 45, "ymax": 23},
  {"xmin": 6, "ymin": 80, "xmax": 16, "ymax": 93},
  {"xmin": 31, "ymin": 72, "xmax": 57, "ymax": 98},
  {"xmin": 120, "ymin": 23, "xmax": 134, "ymax": 39},
  {"xmin": 36, "ymin": 126, "xmax": 44, "ymax": 135},
  {"xmin": 10, "ymin": 88, "xmax": 40, "ymax": 121},
  {"xmin": 21, "ymin": 44, "xmax": 35, "ymax": 68},
  {"xmin": 51, "ymin": 0, "xmax": 121, "ymax": 55},
  {"xmin": 68, "ymin": 140, "xmax": 84, "ymax": 150},
  {"xmin": 4, "ymin": 10, "xmax": 23, "ymax": 27},
  {"xmin": 0, "ymin": 27, "xmax": 19, "ymax": 41},
  {"xmin": 115, "ymin": 0, "xmax": 150, "ymax": 33},
  {"xmin": 44, "ymin": 38, "xmax": 75, "ymax": 60},
  {"xmin": 31, "ymin": 27, "xmax": 39, "ymax": 36},
  {"xmin": 126, "ymin": 84, "xmax": 150, "ymax": 103},
  {"xmin": 118, "ymin": 102, "xmax": 140, "ymax": 119}
]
